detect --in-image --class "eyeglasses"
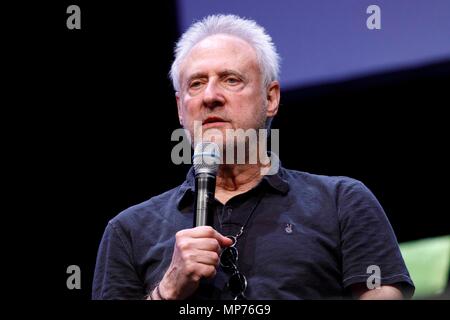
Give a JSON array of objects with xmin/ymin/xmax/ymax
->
[{"xmin": 220, "ymin": 236, "xmax": 247, "ymax": 300}]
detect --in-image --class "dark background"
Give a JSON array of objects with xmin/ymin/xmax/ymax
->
[{"xmin": 9, "ymin": 1, "xmax": 449, "ymax": 300}]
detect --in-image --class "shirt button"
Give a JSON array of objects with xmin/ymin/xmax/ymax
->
[{"xmin": 227, "ymin": 208, "xmax": 233, "ymax": 215}]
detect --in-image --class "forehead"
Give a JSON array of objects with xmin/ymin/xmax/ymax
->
[{"xmin": 179, "ymin": 34, "xmax": 260, "ymax": 78}]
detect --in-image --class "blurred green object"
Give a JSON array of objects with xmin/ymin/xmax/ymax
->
[{"xmin": 399, "ymin": 235, "xmax": 450, "ymax": 299}]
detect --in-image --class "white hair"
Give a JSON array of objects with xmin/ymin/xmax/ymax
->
[{"xmin": 170, "ymin": 14, "xmax": 280, "ymax": 92}]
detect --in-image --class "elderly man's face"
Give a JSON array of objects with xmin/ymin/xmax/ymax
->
[{"xmin": 176, "ymin": 34, "xmax": 279, "ymax": 149}]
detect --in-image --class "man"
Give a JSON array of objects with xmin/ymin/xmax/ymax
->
[{"xmin": 92, "ymin": 14, "xmax": 414, "ymax": 300}]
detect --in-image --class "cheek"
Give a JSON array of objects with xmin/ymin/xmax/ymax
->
[
  {"xmin": 180, "ymin": 99, "xmax": 198, "ymax": 122},
  {"xmin": 184, "ymin": 96, "xmax": 203, "ymax": 113},
  {"xmin": 232, "ymin": 93, "xmax": 266, "ymax": 119},
  {"xmin": 180, "ymin": 98, "xmax": 202, "ymax": 134}
]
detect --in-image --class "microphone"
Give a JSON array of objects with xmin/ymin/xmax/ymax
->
[{"xmin": 192, "ymin": 142, "xmax": 221, "ymax": 227}]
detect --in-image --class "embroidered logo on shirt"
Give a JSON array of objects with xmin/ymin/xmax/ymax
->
[{"xmin": 285, "ymin": 223, "xmax": 293, "ymax": 234}]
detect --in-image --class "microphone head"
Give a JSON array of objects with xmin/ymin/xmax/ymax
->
[{"xmin": 193, "ymin": 142, "xmax": 221, "ymax": 175}]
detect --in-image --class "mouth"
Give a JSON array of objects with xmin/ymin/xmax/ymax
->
[{"xmin": 202, "ymin": 116, "xmax": 227, "ymax": 126}]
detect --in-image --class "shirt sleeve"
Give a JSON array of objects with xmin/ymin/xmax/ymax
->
[
  {"xmin": 337, "ymin": 179, "xmax": 415, "ymax": 298},
  {"xmin": 92, "ymin": 221, "xmax": 145, "ymax": 300}
]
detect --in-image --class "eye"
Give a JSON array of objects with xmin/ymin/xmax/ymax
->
[
  {"xmin": 190, "ymin": 80, "xmax": 202, "ymax": 88},
  {"xmin": 225, "ymin": 77, "xmax": 241, "ymax": 85}
]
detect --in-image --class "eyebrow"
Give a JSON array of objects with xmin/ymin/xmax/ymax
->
[
  {"xmin": 186, "ymin": 72, "xmax": 208, "ymax": 83},
  {"xmin": 218, "ymin": 69, "xmax": 244, "ymax": 78},
  {"xmin": 186, "ymin": 69, "xmax": 246, "ymax": 84}
]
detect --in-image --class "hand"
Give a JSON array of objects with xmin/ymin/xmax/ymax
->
[{"xmin": 157, "ymin": 226, "xmax": 233, "ymax": 300}]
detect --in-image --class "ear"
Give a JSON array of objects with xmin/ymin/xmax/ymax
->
[
  {"xmin": 266, "ymin": 81, "xmax": 280, "ymax": 118},
  {"xmin": 175, "ymin": 92, "xmax": 183, "ymax": 126}
]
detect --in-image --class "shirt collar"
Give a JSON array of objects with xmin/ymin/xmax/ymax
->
[{"xmin": 176, "ymin": 156, "xmax": 290, "ymax": 210}]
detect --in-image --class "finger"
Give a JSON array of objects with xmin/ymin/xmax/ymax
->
[
  {"xmin": 192, "ymin": 250, "xmax": 220, "ymax": 267},
  {"xmin": 178, "ymin": 226, "xmax": 216, "ymax": 239},
  {"xmin": 177, "ymin": 227, "xmax": 233, "ymax": 247},
  {"xmin": 187, "ymin": 238, "xmax": 221, "ymax": 253},
  {"xmin": 198, "ymin": 264, "xmax": 217, "ymax": 279}
]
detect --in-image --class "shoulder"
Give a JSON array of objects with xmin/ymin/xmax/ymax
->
[
  {"xmin": 281, "ymin": 167, "xmax": 368, "ymax": 197},
  {"xmin": 108, "ymin": 185, "xmax": 183, "ymax": 234},
  {"xmin": 280, "ymin": 167, "xmax": 380, "ymax": 217}
]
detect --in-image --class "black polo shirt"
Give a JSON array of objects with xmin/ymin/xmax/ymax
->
[{"xmin": 92, "ymin": 165, "xmax": 414, "ymax": 299}]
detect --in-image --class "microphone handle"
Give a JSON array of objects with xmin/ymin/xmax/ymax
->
[{"xmin": 194, "ymin": 172, "xmax": 216, "ymax": 227}]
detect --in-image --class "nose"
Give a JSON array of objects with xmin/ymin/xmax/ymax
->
[{"xmin": 202, "ymin": 79, "xmax": 225, "ymax": 109}]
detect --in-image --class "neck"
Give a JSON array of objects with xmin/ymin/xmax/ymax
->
[
  {"xmin": 211, "ymin": 142, "xmax": 272, "ymax": 203},
  {"xmin": 216, "ymin": 163, "xmax": 262, "ymax": 191}
]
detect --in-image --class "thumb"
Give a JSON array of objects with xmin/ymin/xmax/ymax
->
[{"xmin": 217, "ymin": 233, "xmax": 234, "ymax": 247}]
